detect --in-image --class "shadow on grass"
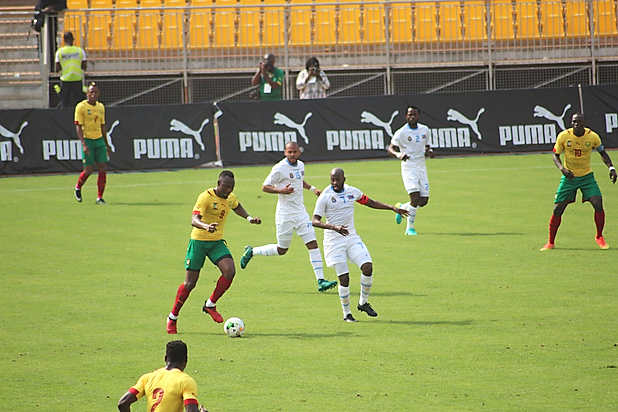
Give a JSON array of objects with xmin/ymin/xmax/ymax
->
[
  {"xmin": 426, "ymin": 232, "xmax": 524, "ymax": 236},
  {"xmin": 382, "ymin": 319, "xmax": 474, "ymax": 326},
  {"xmin": 110, "ymin": 202, "xmax": 185, "ymax": 206},
  {"xmin": 179, "ymin": 331, "xmax": 358, "ymax": 339},
  {"xmin": 370, "ymin": 291, "xmax": 426, "ymax": 297},
  {"xmin": 270, "ymin": 291, "xmax": 425, "ymax": 297}
]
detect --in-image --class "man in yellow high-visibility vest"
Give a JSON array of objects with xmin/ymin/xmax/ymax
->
[{"xmin": 55, "ymin": 32, "xmax": 87, "ymax": 108}]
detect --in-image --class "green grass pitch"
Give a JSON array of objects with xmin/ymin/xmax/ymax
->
[{"xmin": 1, "ymin": 152, "xmax": 617, "ymax": 411}]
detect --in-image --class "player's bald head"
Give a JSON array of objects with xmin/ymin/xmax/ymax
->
[
  {"xmin": 285, "ymin": 141, "xmax": 299, "ymax": 151},
  {"xmin": 330, "ymin": 167, "xmax": 344, "ymax": 178}
]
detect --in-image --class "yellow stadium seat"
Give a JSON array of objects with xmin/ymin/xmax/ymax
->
[
  {"xmin": 539, "ymin": 0, "xmax": 564, "ymax": 38},
  {"xmin": 188, "ymin": 0, "xmax": 212, "ymax": 49},
  {"xmin": 564, "ymin": 0, "xmax": 589, "ymax": 38},
  {"xmin": 63, "ymin": 10, "xmax": 87, "ymax": 46},
  {"xmin": 288, "ymin": 0, "xmax": 313, "ymax": 47},
  {"xmin": 439, "ymin": 1, "xmax": 462, "ymax": 41},
  {"xmin": 137, "ymin": 0, "xmax": 162, "ymax": 49},
  {"xmin": 594, "ymin": 0, "xmax": 618, "ymax": 36},
  {"xmin": 491, "ymin": 1, "xmax": 515, "ymax": 41},
  {"xmin": 112, "ymin": 6, "xmax": 137, "ymax": 50},
  {"xmin": 339, "ymin": 0, "xmax": 362, "ymax": 46},
  {"xmin": 515, "ymin": 0, "xmax": 539, "ymax": 40},
  {"xmin": 390, "ymin": 3, "xmax": 414, "ymax": 44},
  {"xmin": 65, "ymin": 0, "xmax": 89, "ymax": 43},
  {"xmin": 414, "ymin": 2, "xmax": 438, "ymax": 42},
  {"xmin": 363, "ymin": 1, "xmax": 385, "ymax": 44},
  {"xmin": 161, "ymin": 0, "xmax": 186, "ymax": 49},
  {"xmin": 462, "ymin": 0, "xmax": 487, "ymax": 41},
  {"xmin": 87, "ymin": 0, "xmax": 113, "ymax": 51},
  {"xmin": 66, "ymin": 0, "xmax": 88, "ymax": 8},
  {"xmin": 314, "ymin": 0, "xmax": 337, "ymax": 46},
  {"xmin": 212, "ymin": 0, "xmax": 238, "ymax": 48},
  {"xmin": 237, "ymin": 0, "xmax": 261, "ymax": 48},
  {"xmin": 116, "ymin": 0, "xmax": 137, "ymax": 7},
  {"xmin": 262, "ymin": 0, "xmax": 284, "ymax": 46}
]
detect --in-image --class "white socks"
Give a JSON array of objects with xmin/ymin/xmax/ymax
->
[
  {"xmin": 308, "ymin": 248, "xmax": 325, "ymax": 281},
  {"xmin": 359, "ymin": 274, "xmax": 373, "ymax": 305},
  {"xmin": 252, "ymin": 244, "xmax": 280, "ymax": 256},
  {"xmin": 403, "ymin": 202, "xmax": 417, "ymax": 230},
  {"xmin": 338, "ymin": 285, "xmax": 351, "ymax": 315},
  {"xmin": 339, "ymin": 274, "xmax": 374, "ymax": 316}
]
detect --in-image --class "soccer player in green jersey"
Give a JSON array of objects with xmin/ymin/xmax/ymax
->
[
  {"xmin": 167, "ymin": 170, "xmax": 261, "ymax": 334},
  {"xmin": 541, "ymin": 113, "xmax": 617, "ymax": 251}
]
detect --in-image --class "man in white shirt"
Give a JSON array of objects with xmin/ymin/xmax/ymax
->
[
  {"xmin": 240, "ymin": 141, "xmax": 338, "ymax": 292},
  {"xmin": 312, "ymin": 168, "xmax": 409, "ymax": 322},
  {"xmin": 388, "ymin": 106, "xmax": 435, "ymax": 235}
]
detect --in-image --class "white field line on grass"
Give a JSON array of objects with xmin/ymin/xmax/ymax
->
[{"xmin": 0, "ymin": 162, "xmax": 599, "ymax": 193}]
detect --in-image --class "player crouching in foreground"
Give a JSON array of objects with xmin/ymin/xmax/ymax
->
[{"xmin": 312, "ymin": 168, "xmax": 409, "ymax": 322}]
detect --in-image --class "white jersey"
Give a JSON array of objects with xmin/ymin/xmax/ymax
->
[
  {"xmin": 391, "ymin": 122, "xmax": 430, "ymax": 171},
  {"xmin": 263, "ymin": 158, "xmax": 306, "ymax": 217},
  {"xmin": 313, "ymin": 184, "xmax": 366, "ymax": 246}
]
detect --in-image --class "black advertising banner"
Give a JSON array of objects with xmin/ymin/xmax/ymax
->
[
  {"xmin": 3, "ymin": 86, "xmax": 618, "ymax": 175},
  {"xmin": 216, "ymin": 87, "xmax": 583, "ymax": 165},
  {"xmin": 581, "ymin": 85, "xmax": 618, "ymax": 148},
  {"xmin": 0, "ymin": 103, "xmax": 216, "ymax": 175}
]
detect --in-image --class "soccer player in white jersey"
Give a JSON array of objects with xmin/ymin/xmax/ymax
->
[
  {"xmin": 312, "ymin": 168, "xmax": 409, "ymax": 322},
  {"xmin": 388, "ymin": 106, "xmax": 435, "ymax": 235},
  {"xmin": 240, "ymin": 141, "xmax": 338, "ymax": 292}
]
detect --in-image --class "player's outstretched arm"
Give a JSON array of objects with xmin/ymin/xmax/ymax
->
[
  {"xmin": 263, "ymin": 183, "xmax": 294, "ymax": 194},
  {"xmin": 425, "ymin": 145, "xmax": 435, "ymax": 158},
  {"xmin": 599, "ymin": 150, "xmax": 617, "ymax": 184},
  {"xmin": 387, "ymin": 143, "xmax": 409, "ymax": 161},
  {"xmin": 186, "ymin": 403, "xmax": 209, "ymax": 412},
  {"xmin": 117, "ymin": 391, "xmax": 137, "ymax": 412},
  {"xmin": 553, "ymin": 153, "xmax": 573, "ymax": 179},
  {"xmin": 312, "ymin": 214, "xmax": 348, "ymax": 236},
  {"xmin": 363, "ymin": 198, "xmax": 410, "ymax": 217},
  {"xmin": 192, "ymin": 214, "xmax": 219, "ymax": 232},
  {"xmin": 233, "ymin": 204, "xmax": 262, "ymax": 224},
  {"xmin": 303, "ymin": 181, "xmax": 321, "ymax": 196}
]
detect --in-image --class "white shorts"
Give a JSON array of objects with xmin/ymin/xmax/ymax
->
[
  {"xmin": 402, "ymin": 167, "xmax": 429, "ymax": 197},
  {"xmin": 323, "ymin": 234, "xmax": 372, "ymax": 274},
  {"xmin": 276, "ymin": 211, "xmax": 316, "ymax": 249}
]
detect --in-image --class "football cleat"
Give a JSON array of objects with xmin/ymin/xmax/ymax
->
[
  {"xmin": 343, "ymin": 313, "xmax": 357, "ymax": 322},
  {"xmin": 540, "ymin": 242, "xmax": 555, "ymax": 251},
  {"xmin": 74, "ymin": 188, "xmax": 82, "ymax": 202},
  {"xmin": 405, "ymin": 228, "xmax": 417, "ymax": 236},
  {"xmin": 318, "ymin": 279, "xmax": 337, "ymax": 292},
  {"xmin": 240, "ymin": 246, "xmax": 253, "ymax": 269},
  {"xmin": 96, "ymin": 198, "xmax": 107, "ymax": 205},
  {"xmin": 166, "ymin": 318, "xmax": 177, "ymax": 334},
  {"xmin": 203, "ymin": 304, "xmax": 224, "ymax": 323},
  {"xmin": 595, "ymin": 236, "xmax": 609, "ymax": 250},
  {"xmin": 357, "ymin": 302, "xmax": 378, "ymax": 317},
  {"xmin": 395, "ymin": 203, "xmax": 403, "ymax": 225}
]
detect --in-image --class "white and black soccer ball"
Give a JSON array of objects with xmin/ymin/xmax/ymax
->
[{"xmin": 224, "ymin": 317, "xmax": 245, "ymax": 337}]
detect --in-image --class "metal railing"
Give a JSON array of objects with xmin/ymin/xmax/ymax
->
[{"xmin": 2, "ymin": 0, "xmax": 618, "ymax": 106}]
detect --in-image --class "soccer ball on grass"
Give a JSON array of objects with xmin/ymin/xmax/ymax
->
[{"xmin": 224, "ymin": 317, "xmax": 245, "ymax": 337}]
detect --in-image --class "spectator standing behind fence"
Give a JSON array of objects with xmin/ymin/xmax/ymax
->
[
  {"xmin": 55, "ymin": 32, "xmax": 87, "ymax": 108},
  {"xmin": 296, "ymin": 57, "xmax": 330, "ymax": 99},
  {"xmin": 251, "ymin": 53, "xmax": 284, "ymax": 101},
  {"xmin": 33, "ymin": 0, "xmax": 67, "ymax": 69}
]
